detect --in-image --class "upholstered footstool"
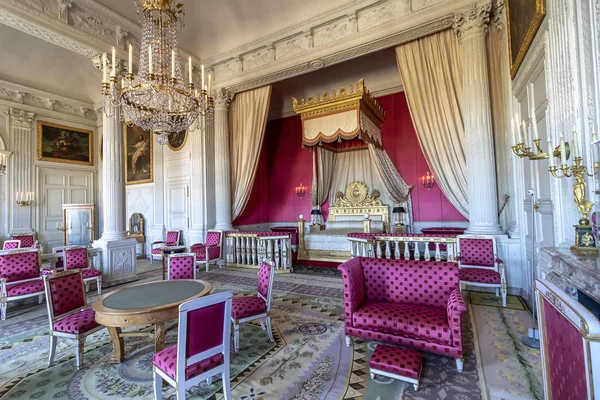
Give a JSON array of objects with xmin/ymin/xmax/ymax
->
[{"xmin": 369, "ymin": 345, "xmax": 422, "ymax": 391}]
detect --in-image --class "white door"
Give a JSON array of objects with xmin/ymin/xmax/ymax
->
[
  {"xmin": 38, "ymin": 167, "xmax": 94, "ymax": 251},
  {"xmin": 166, "ymin": 182, "xmax": 189, "ymax": 245}
]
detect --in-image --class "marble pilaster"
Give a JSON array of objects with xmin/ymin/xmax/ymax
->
[{"xmin": 213, "ymin": 89, "xmax": 234, "ymax": 231}]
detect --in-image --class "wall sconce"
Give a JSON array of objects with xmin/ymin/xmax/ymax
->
[
  {"xmin": 0, "ymin": 151, "xmax": 11, "ymax": 176},
  {"xmin": 421, "ymin": 171, "xmax": 435, "ymax": 190},
  {"xmin": 16, "ymin": 191, "xmax": 35, "ymax": 207},
  {"xmin": 295, "ymin": 183, "xmax": 306, "ymax": 198}
]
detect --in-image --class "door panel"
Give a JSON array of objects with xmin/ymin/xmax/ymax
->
[{"xmin": 166, "ymin": 182, "xmax": 189, "ymax": 244}]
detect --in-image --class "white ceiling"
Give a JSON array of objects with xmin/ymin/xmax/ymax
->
[
  {"xmin": 94, "ymin": 0, "xmax": 356, "ymax": 59},
  {"xmin": 0, "ymin": 24, "xmax": 100, "ymax": 104}
]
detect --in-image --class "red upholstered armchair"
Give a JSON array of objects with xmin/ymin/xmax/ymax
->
[
  {"xmin": 63, "ymin": 246, "xmax": 102, "ymax": 295},
  {"xmin": 150, "ymin": 230, "xmax": 181, "ymax": 264},
  {"xmin": 190, "ymin": 230, "xmax": 224, "ymax": 272},
  {"xmin": 0, "ymin": 248, "xmax": 44, "ymax": 320},
  {"xmin": 456, "ymin": 235, "xmax": 507, "ymax": 307},
  {"xmin": 338, "ymin": 257, "xmax": 468, "ymax": 371},
  {"xmin": 2, "ymin": 240, "xmax": 21, "ymax": 250},
  {"xmin": 12, "ymin": 234, "xmax": 41, "ymax": 251}
]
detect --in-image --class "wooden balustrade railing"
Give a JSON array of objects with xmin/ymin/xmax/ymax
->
[
  {"xmin": 225, "ymin": 232, "xmax": 292, "ymax": 271},
  {"xmin": 347, "ymin": 234, "xmax": 457, "ymax": 261}
]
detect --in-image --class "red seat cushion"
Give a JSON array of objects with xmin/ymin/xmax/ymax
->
[
  {"xmin": 52, "ymin": 308, "xmax": 99, "ymax": 334},
  {"xmin": 151, "ymin": 248, "xmax": 162, "ymax": 255},
  {"xmin": 352, "ymin": 302, "xmax": 452, "ymax": 346},
  {"xmin": 153, "ymin": 344, "xmax": 224, "ymax": 380},
  {"xmin": 231, "ymin": 296, "xmax": 267, "ymax": 320},
  {"xmin": 193, "ymin": 245, "xmax": 221, "ymax": 261},
  {"xmin": 459, "ymin": 268, "xmax": 501, "ymax": 284},
  {"xmin": 6, "ymin": 280, "xmax": 45, "ymax": 297},
  {"xmin": 81, "ymin": 269, "xmax": 102, "ymax": 279},
  {"xmin": 369, "ymin": 345, "xmax": 422, "ymax": 379}
]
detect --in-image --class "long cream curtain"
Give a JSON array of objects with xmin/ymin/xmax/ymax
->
[
  {"xmin": 396, "ymin": 30, "xmax": 469, "ymax": 218},
  {"xmin": 316, "ymin": 147, "xmax": 336, "ymax": 206},
  {"xmin": 229, "ymin": 85, "xmax": 272, "ymax": 220}
]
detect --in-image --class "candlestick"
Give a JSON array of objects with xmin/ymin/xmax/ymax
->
[
  {"xmin": 531, "ymin": 109, "xmax": 539, "ymax": 140},
  {"xmin": 592, "ymin": 133, "xmax": 600, "ymax": 163},
  {"xmin": 111, "ymin": 47, "xmax": 116, "ymax": 77},
  {"xmin": 522, "ymin": 120, "xmax": 528, "ymax": 145},
  {"xmin": 511, "ymin": 117, "xmax": 517, "ymax": 146},
  {"xmin": 171, "ymin": 50, "xmax": 176, "ymax": 78},
  {"xmin": 560, "ymin": 137, "xmax": 567, "ymax": 165},
  {"xmin": 208, "ymin": 73, "xmax": 212, "ymax": 95},
  {"xmin": 548, "ymin": 140, "xmax": 555, "ymax": 167},
  {"xmin": 149, "ymin": 46, "xmax": 153, "ymax": 74},
  {"xmin": 188, "ymin": 56, "xmax": 193, "ymax": 84},
  {"xmin": 573, "ymin": 131, "xmax": 580, "ymax": 159},
  {"xmin": 128, "ymin": 44, "xmax": 133, "ymax": 74}
]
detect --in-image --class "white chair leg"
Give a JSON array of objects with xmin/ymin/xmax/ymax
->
[
  {"xmin": 48, "ymin": 335, "xmax": 57, "ymax": 365},
  {"xmin": 38, "ymin": 294, "xmax": 43, "ymax": 304},
  {"xmin": 222, "ymin": 368, "xmax": 231, "ymax": 400},
  {"xmin": 153, "ymin": 370, "xmax": 162, "ymax": 400},
  {"xmin": 75, "ymin": 338, "xmax": 85, "ymax": 370},
  {"xmin": 345, "ymin": 336, "xmax": 351, "ymax": 347},
  {"xmin": 97, "ymin": 279, "xmax": 102, "ymax": 295},
  {"xmin": 206, "ymin": 376, "xmax": 213, "ymax": 385},
  {"xmin": 370, "ymin": 372, "xmax": 375, "ymax": 379},
  {"xmin": 176, "ymin": 386, "xmax": 186, "ymax": 400},
  {"xmin": 0, "ymin": 303, "xmax": 6, "ymax": 321},
  {"xmin": 85, "ymin": 282, "xmax": 89, "ymax": 292},
  {"xmin": 455, "ymin": 358, "xmax": 464, "ymax": 372},
  {"xmin": 259, "ymin": 318, "xmax": 266, "ymax": 330},
  {"xmin": 496, "ymin": 288, "xmax": 499, "ymax": 297},
  {"xmin": 234, "ymin": 323, "xmax": 240, "ymax": 352},
  {"xmin": 205, "ymin": 262, "xmax": 209, "ymax": 272},
  {"xmin": 266, "ymin": 316, "xmax": 274, "ymax": 342}
]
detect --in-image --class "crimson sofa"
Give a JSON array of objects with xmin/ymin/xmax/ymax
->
[{"xmin": 338, "ymin": 257, "xmax": 468, "ymax": 371}]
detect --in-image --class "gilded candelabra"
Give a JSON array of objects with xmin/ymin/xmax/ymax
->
[
  {"xmin": 548, "ymin": 139, "xmax": 599, "ymax": 253},
  {"xmin": 512, "ymin": 138, "xmax": 549, "ymax": 160}
]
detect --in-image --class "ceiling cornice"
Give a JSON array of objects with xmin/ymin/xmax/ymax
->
[
  {"xmin": 208, "ymin": 0, "xmax": 474, "ymax": 93},
  {"xmin": 0, "ymin": 79, "xmax": 97, "ymax": 121}
]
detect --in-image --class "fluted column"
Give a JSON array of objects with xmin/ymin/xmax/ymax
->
[
  {"xmin": 213, "ymin": 88, "xmax": 234, "ymax": 231},
  {"xmin": 454, "ymin": 1, "xmax": 503, "ymax": 235},
  {"xmin": 100, "ymin": 113, "xmax": 127, "ymax": 240},
  {"xmin": 8, "ymin": 109, "xmax": 35, "ymax": 234}
]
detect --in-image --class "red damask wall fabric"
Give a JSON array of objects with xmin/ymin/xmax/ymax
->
[{"xmin": 234, "ymin": 92, "xmax": 466, "ymax": 226}]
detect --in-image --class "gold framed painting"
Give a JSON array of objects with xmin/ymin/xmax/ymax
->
[
  {"xmin": 167, "ymin": 130, "xmax": 188, "ymax": 151},
  {"xmin": 124, "ymin": 123, "xmax": 154, "ymax": 185},
  {"xmin": 507, "ymin": 0, "xmax": 546, "ymax": 79},
  {"xmin": 37, "ymin": 121, "xmax": 94, "ymax": 166}
]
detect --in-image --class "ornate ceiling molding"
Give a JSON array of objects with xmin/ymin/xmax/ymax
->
[{"xmin": 0, "ymin": 79, "xmax": 96, "ymax": 120}]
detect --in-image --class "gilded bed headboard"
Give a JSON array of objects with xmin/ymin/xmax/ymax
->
[{"xmin": 328, "ymin": 181, "xmax": 389, "ymax": 232}]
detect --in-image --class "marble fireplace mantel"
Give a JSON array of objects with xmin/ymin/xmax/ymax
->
[{"xmin": 542, "ymin": 247, "xmax": 600, "ymax": 303}]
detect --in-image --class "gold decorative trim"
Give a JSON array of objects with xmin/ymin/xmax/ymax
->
[
  {"xmin": 297, "ymin": 249, "xmax": 352, "ymax": 263},
  {"xmin": 329, "ymin": 181, "xmax": 390, "ymax": 232},
  {"xmin": 37, "ymin": 120, "xmax": 94, "ymax": 167},
  {"xmin": 507, "ymin": 0, "xmax": 546, "ymax": 79}
]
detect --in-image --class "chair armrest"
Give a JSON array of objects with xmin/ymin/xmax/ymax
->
[
  {"xmin": 447, "ymin": 289, "xmax": 468, "ymax": 348},
  {"xmin": 190, "ymin": 243, "xmax": 206, "ymax": 252},
  {"xmin": 454, "ymin": 256, "xmax": 461, "ymax": 263},
  {"xmin": 151, "ymin": 241, "xmax": 165, "ymax": 247},
  {"xmin": 337, "ymin": 258, "xmax": 366, "ymax": 328}
]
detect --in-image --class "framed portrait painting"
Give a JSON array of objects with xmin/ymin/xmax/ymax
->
[
  {"xmin": 506, "ymin": 0, "xmax": 546, "ymax": 79},
  {"xmin": 124, "ymin": 123, "xmax": 154, "ymax": 185},
  {"xmin": 37, "ymin": 121, "xmax": 94, "ymax": 166},
  {"xmin": 167, "ymin": 130, "xmax": 188, "ymax": 151}
]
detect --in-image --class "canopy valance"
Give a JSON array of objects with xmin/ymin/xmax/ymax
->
[{"xmin": 292, "ymin": 79, "xmax": 386, "ymax": 151}]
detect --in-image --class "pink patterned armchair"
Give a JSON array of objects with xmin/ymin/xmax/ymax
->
[
  {"xmin": 150, "ymin": 230, "xmax": 181, "ymax": 263},
  {"xmin": 456, "ymin": 235, "xmax": 507, "ymax": 307},
  {"xmin": 12, "ymin": 234, "xmax": 41, "ymax": 251},
  {"xmin": 338, "ymin": 257, "xmax": 468, "ymax": 371},
  {"xmin": 190, "ymin": 230, "xmax": 223, "ymax": 272},
  {"xmin": 2, "ymin": 240, "xmax": 21, "ymax": 250},
  {"xmin": 64, "ymin": 246, "xmax": 102, "ymax": 295},
  {"xmin": 43, "ymin": 270, "xmax": 104, "ymax": 370},
  {"xmin": 166, "ymin": 253, "xmax": 197, "ymax": 280},
  {"xmin": 0, "ymin": 249, "xmax": 44, "ymax": 320}
]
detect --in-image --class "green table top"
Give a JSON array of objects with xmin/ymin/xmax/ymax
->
[{"xmin": 102, "ymin": 280, "xmax": 206, "ymax": 310}]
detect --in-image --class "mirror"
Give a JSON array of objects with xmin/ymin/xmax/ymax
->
[
  {"xmin": 129, "ymin": 213, "xmax": 144, "ymax": 234},
  {"xmin": 62, "ymin": 204, "xmax": 95, "ymax": 246}
]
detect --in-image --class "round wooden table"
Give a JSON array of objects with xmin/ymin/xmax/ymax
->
[{"xmin": 92, "ymin": 279, "xmax": 212, "ymax": 363}]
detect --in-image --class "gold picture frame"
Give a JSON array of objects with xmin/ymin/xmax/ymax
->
[
  {"xmin": 167, "ymin": 130, "xmax": 188, "ymax": 151},
  {"xmin": 124, "ymin": 122, "xmax": 154, "ymax": 185},
  {"xmin": 99, "ymin": 134, "xmax": 103, "ymax": 162},
  {"xmin": 37, "ymin": 121, "xmax": 94, "ymax": 166},
  {"xmin": 507, "ymin": 0, "xmax": 546, "ymax": 79}
]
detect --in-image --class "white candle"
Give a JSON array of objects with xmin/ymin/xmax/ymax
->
[
  {"xmin": 531, "ymin": 109, "xmax": 539, "ymax": 140},
  {"xmin": 571, "ymin": 131, "xmax": 580, "ymax": 158},
  {"xmin": 111, "ymin": 47, "xmax": 116, "ymax": 77},
  {"xmin": 148, "ymin": 46, "xmax": 153, "ymax": 74},
  {"xmin": 560, "ymin": 137, "xmax": 567, "ymax": 165},
  {"xmin": 529, "ymin": 83, "xmax": 536, "ymax": 113},
  {"xmin": 188, "ymin": 56, "xmax": 193, "ymax": 84},
  {"xmin": 522, "ymin": 120, "xmax": 528, "ymax": 144},
  {"xmin": 593, "ymin": 133, "xmax": 600, "ymax": 163},
  {"xmin": 548, "ymin": 140, "xmax": 555, "ymax": 167},
  {"xmin": 208, "ymin": 73, "xmax": 212, "ymax": 95},
  {"xmin": 128, "ymin": 44, "xmax": 133, "ymax": 74},
  {"xmin": 511, "ymin": 117, "xmax": 517, "ymax": 146},
  {"xmin": 171, "ymin": 50, "xmax": 176, "ymax": 78},
  {"xmin": 201, "ymin": 64, "xmax": 205, "ymax": 89},
  {"xmin": 102, "ymin": 53, "xmax": 108, "ymax": 83}
]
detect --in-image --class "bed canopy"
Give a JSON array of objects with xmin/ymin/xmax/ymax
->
[{"xmin": 293, "ymin": 79, "xmax": 414, "ymax": 228}]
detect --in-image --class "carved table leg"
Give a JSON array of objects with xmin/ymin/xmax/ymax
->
[
  {"xmin": 108, "ymin": 327, "xmax": 124, "ymax": 363},
  {"xmin": 155, "ymin": 322, "xmax": 166, "ymax": 354}
]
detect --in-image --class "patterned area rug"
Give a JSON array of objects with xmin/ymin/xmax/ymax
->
[
  {"xmin": 468, "ymin": 292, "xmax": 526, "ymax": 311},
  {"xmin": 471, "ymin": 305, "xmax": 543, "ymax": 400},
  {"xmin": 0, "ymin": 267, "xmax": 486, "ymax": 400}
]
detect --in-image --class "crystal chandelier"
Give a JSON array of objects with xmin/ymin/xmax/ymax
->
[{"xmin": 101, "ymin": 0, "xmax": 213, "ymax": 145}]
